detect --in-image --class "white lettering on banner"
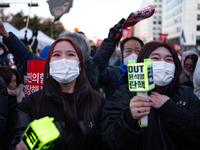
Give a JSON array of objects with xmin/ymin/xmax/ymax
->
[
  {"xmin": 25, "ymin": 85, "xmax": 40, "ymax": 96},
  {"xmin": 40, "ymin": 73, "xmax": 44, "ymax": 84},
  {"xmin": 26, "ymin": 72, "xmax": 44, "ymax": 84}
]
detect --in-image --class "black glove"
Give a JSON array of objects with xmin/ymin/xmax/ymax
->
[{"xmin": 106, "ymin": 18, "xmax": 125, "ymax": 47}]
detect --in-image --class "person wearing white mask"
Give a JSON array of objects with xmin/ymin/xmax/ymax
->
[
  {"xmin": 93, "ymin": 18, "xmax": 144, "ymax": 99},
  {"xmin": 0, "ymin": 43, "xmax": 9, "ymax": 66},
  {"xmin": 101, "ymin": 41, "xmax": 200, "ymax": 150},
  {"xmin": 4, "ymin": 38, "xmax": 106, "ymax": 150}
]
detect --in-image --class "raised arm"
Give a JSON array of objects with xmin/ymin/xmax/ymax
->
[
  {"xmin": 93, "ymin": 18, "xmax": 125, "ymax": 73},
  {"xmin": 0, "ymin": 21, "xmax": 44, "ymax": 70}
]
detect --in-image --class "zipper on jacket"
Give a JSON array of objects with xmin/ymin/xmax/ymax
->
[{"xmin": 158, "ymin": 114, "xmax": 167, "ymax": 150}]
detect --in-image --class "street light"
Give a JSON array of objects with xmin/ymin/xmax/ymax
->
[{"xmin": 0, "ymin": 3, "xmax": 10, "ymax": 7}]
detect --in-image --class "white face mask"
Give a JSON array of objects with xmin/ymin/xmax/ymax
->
[
  {"xmin": 50, "ymin": 59, "xmax": 80, "ymax": 84},
  {"xmin": 0, "ymin": 50, "xmax": 4, "ymax": 55},
  {"xmin": 152, "ymin": 61, "xmax": 175, "ymax": 86},
  {"xmin": 124, "ymin": 53, "xmax": 138, "ymax": 65}
]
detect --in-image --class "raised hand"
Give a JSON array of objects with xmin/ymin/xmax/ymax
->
[{"xmin": 0, "ymin": 19, "xmax": 9, "ymax": 39}]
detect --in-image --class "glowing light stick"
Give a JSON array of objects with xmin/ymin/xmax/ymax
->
[
  {"xmin": 127, "ymin": 59, "xmax": 155, "ymax": 127},
  {"xmin": 21, "ymin": 116, "xmax": 60, "ymax": 150}
]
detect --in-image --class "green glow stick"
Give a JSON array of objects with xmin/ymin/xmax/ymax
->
[
  {"xmin": 127, "ymin": 59, "xmax": 155, "ymax": 127},
  {"xmin": 21, "ymin": 116, "xmax": 60, "ymax": 150}
]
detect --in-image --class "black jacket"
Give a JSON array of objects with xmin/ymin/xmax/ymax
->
[
  {"xmin": 4, "ymin": 82, "xmax": 105, "ymax": 150},
  {"xmin": 0, "ymin": 77, "xmax": 8, "ymax": 144},
  {"xmin": 101, "ymin": 84, "xmax": 200, "ymax": 150},
  {"xmin": 93, "ymin": 40, "xmax": 122, "ymax": 98}
]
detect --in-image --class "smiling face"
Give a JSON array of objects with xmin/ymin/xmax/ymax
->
[
  {"xmin": 149, "ymin": 47, "xmax": 174, "ymax": 64},
  {"xmin": 50, "ymin": 41, "xmax": 80, "ymax": 63},
  {"xmin": 149, "ymin": 47, "xmax": 175, "ymax": 89}
]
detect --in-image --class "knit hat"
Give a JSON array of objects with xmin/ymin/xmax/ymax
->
[
  {"xmin": 59, "ymin": 31, "xmax": 91, "ymax": 62},
  {"xmin": 39, "ymin": 45, "xmax": 50, "ymax": 58}
]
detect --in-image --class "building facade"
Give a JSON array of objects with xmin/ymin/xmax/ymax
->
[
  {"xmin": 163, "ymin": 0, "xmax": 200, "ymax": 51},
  {"xmin": 134, "ymin": 0, "xmax": 163, "ymax": 44},
  {"xmin": 134, "ymin": 0, "xmax": 200, "ymax": 51}
]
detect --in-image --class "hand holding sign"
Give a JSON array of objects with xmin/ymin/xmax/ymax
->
[
  {"xmin": 128, "ymin": 59, "xmax": 155, "ymax": 127},
  {"xmin": 122, "ymin": 5, "xmax": 155, "ymax": 29},
  {"xmin": 129, "ymin": 95, "xmax": 151, "ymax": 120}
]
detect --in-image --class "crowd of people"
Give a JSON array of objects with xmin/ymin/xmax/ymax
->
[{"xmin": 0, "ymin": 17, "xmax": 200, "ymax": 150}]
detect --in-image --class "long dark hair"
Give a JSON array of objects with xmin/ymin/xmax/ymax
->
[
  {"xmin": 35, "ymin": 38, "xmax": 102, "ymax": 146},
  {"xmin": 137, "ymin": 41, "xmax": 182, "ymax": 95},
  {"xmin": 0, "ymin": 66, "xmax": 22, "ymax": 86}
]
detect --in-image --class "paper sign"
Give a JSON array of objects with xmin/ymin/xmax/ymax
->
[
  {"xmin": 123, "ymin": 5, "xmax": 155, "ymax": 29},
  {"xmin": 25, "ymin": 60, "xmax": 45, "ymax": 97},
  {"xmin": 160, "ymin": 33, "xmax": 168, "ymax": 42},
  {"xmin": 127, "ymin": 59, "xmax": 155, "ymax": 91}
]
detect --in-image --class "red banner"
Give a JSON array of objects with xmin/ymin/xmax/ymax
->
[
  {"xmin": 174, "ymin": 44, "xmax": 181, "ymax": 51},
  {"xmin": 159, "ymin": 33, "xmax": 168, "ymax": 42},
  {"xmin": 96, "ymin": 39, "xmax": 103, "ymax": 47},
  {"xmin": 25, "ymin": 60, "xmax": 45, "ymax": 97},
  {"xmin": 122, "ymin": 5, "xmax": 155, "ymax": 29},
  {"xmin": 116, "ymin": 28, "xmax": 132, "ymax": 38}
]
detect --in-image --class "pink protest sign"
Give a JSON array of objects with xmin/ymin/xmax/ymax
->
[{"xmin": 25, "ymin": 60, "xmax": 45, "ymax": 97}]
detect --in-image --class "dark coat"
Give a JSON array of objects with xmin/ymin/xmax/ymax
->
[
  {"xmin": 3, "ymin": 32, "xmax": 99, "ymax": 89},
  {"xmin": 85, "ymin": 56, "xmax": 99, "ymax": 89},
  {"xmin": 0, "ymin": 77, "xmax": 8, "ymax": 144},
  {"xmin": 93, "ymin": 40, "xmax": 123, "ymax": 98},
  {"xmin": 4, "ymin": 82, "xmax": 105, "ymax": 150},
  {"xmin": 101, "ymin": 84, "xmax": 200, "ymax": 150}
]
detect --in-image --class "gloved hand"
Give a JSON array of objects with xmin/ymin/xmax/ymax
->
[{"xmin": 106, "ymin": 18, "xmax": 125, "ymax": 47}]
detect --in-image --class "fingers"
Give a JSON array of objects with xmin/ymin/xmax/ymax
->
[
  {"xmin": 131, "ymin": 95, "xmax": 149, "ymax": 102},
  {"xmin": 116, "ymin": 18, "xmax": 125, "ymax": 28},
  {"xmin": 136, "ymin": 107, "xmax": 151, "ymax": 114},
  {"xmin": 113, "ymin": 18, "xmax": 126, "ymax": 32},
  {"xmin": 130, "ymin": 103, "xmax": 150, "ymax": 120},
  {"xmin": 130, "ymin": 96, "xmax": 151, "ymax": 120}
]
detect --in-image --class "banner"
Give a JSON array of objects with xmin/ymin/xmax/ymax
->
[
  {"xmin": 25, "ymin": 60, "xmax": 45, "ymax": 97},
  {"xmin": 174, "ymin": 44, "xmax": 181, "ymax": 51},
  {"xmin": 96, "ymin": 39, "xmax": 103, "ymax": 47},
  {"xmin": 159, "ymin": 33, "xmax": 168, "ymax": 42},
  {"xmin": 47, "ymin": 0, "xmax": 73, "ymax": 21},
  {"xmin": 122, "ymin": 5, "xmax": 155, "ymax": 29},
  {"xmin": 116, "ymin": 28, "xmax": 132, "ymax": 38}
]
